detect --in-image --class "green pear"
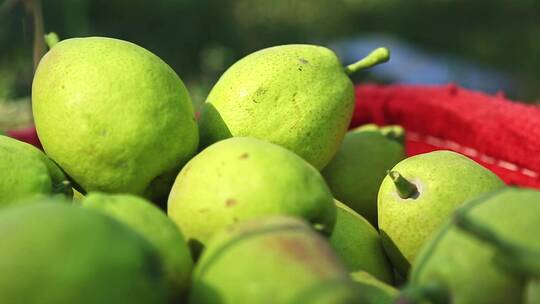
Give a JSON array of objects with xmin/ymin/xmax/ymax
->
[
  {"xmin": 198, "ymin": 45, "xmax": 390, "ymax": 169},
  {"xmin": 351, "ymin": 271, "xmax": 398, "ymax": 304},
  {"xmin": 400, "ymin": 188, "xmax": 540, "ymax": 304},
  {"xmin": 0, "ymin": 200, "xmax": 167, "ymax": 304},
  {"xmin": 0, "ymin": 135, "xmax": 71, "ymax": 206},
  {"xmin": 322, "ymin": 124, "xmax": 405, "ymax": 226},
  {"xmin": 329, "ymin": 200, "xmax": 394, "ymax": 284},
  {"xmin": 81, "ymin": 192, "xmax": 193, "ymax": 301},
  {"xmin": 453, "ymin": 205, "xmax": 540, "ymax": 304},
  {"xmin": 167, "ymin": 137, "xmax": 335, "ymax": 255},
  {"xmin": 32, "ymin": 37, "xmax": 198, "ymax": 202},
  {"xmin": 189, "ymin": 216, "xmax": 362, "ymax": 304},
  {"xmin": 378, "ymin": 150, "xmax": 504, "ymax": 275}
]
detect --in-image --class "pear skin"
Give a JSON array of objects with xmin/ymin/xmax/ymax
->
[
  {"xmin": 329, "ymin": 200, "xmax": 394, "ymax": 284},
  {"xmin": 322, "ymin": 124, "xmax": 405, "ymax": 226},
  {"xmin": 32, "ymin": 37, "xmax": 198, "ymax": 201},
  {"xmin": 82, "ymin": 192, "xmax": 193, "ymax": 301},
  {"xmin": 189, "ymin": 216, "xmax": 361, "ymax": 304},
  {"xmin": 351, "ymin": 271, "xmax": 398, "ymax": 304},
  {"xmin": 0, "ymin": 201, "xmax": 167, "ymax": 304},
  {"xmin": 0, "ymin": 135, "xmax": 72, "ymax": 206},
  {"xmin": 377, "ymin": 150, "xmax": 504, "ymax": 275},
  {"xmin": 403, "ymin": 188, "xmax": 540, "ymax": 304},
  {"xmin": 199, "ymin": 45, "xmax": 389, "ymax": 169},
  {"xmin": 167, "ymin": 137, "xmax": 336, "ymax": 255}
]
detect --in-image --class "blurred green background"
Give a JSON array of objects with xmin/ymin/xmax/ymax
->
[{"xmin": 1, "ymin": 0, "xmax": 539, "ymax": 130}]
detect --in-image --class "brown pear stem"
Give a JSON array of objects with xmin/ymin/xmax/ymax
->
[{"xmin": 388, "ymin": 170, "xmax": 418, "ymax": 199}]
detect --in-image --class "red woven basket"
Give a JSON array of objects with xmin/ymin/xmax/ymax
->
[{"xmin": 351, "ymin": 83, "xmax": 540, "ymax": 190}]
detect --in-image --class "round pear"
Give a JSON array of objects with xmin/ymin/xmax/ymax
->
[
  {"xmin": 0, "ymin": 135, "xmax": 71, "ymax": 206},
  {"xmin": 199, "ymin": 45, "xmax": 389, "ymax": 169},
  {"xmin": 322, "ymin": 124, "xmax": 405, "ymax": 226},
  {"xmin": 189, "ymin": 216, "xmax": 361, "ymax": 304},
  {"xmin": 32, "ymin": 37, "xmax": 198, "ymax": 201},
  {"xmin": 377, "ymin": 150, "xmax": 504, "ymax": 274},
  {"xmin": 167, "ymin": 137, "xmax": 336, "ymax": 255}
]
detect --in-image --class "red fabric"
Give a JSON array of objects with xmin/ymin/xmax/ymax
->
[
  {"xmin": 352, "ymin": 84, "xmax": 540, "ymax": 190},
  {"xmin": 6, "ymin": 127, "xmax": 43, "ymax": 150}
]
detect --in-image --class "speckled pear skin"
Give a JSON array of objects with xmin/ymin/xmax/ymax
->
[
  {"xmin": 0, "ymin": 135, "xmax": 72, "ymax": 206},
  {"xmin": 198, "ymin": 44, "xmax": 355, "ymax": 170},
  {"xmin": 32, "ymin": 37, "xmax": 198, "ymax": 201},
  {"xmin": 322, "ymin": 124, "xmax": 405, "ymax": 226},
  {"xmin": 378, "ymin": 150, "xmax": 504, "ymax": 275},
  {"xmin": 351, "ymin": 271, "xmax": 398, "ymax": 304},
  {"xmin": 189, "ymin": 216, "xmax": 361, "ymax": 304},
  {"xmin": 409, "ymin": 188, "xmax": 540, "ymax": 304},
  {"xmin": 167, "ymin": 137, "xmax": 336, "ymax": 254},
  {"xmin": 0, "ymin": 201, "xmax": 168, "ymax": 304},
  {"xmin": 82, "ymin": 193, "xmax": 193, "ymax": 301},
  {"xmin": 329, "ymin": 200, "xmax": 394, "ymax": 284}
]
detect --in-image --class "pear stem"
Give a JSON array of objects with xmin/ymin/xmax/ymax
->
[
  {"xmin": 344, "ymin": 47, "xmax": 390, "ymax": 76},
  {"xmin": 44, "ymin": 32, "xmax": 60, "ymax": 49},
  {"xmin": 396, "ymin": 282, "xmax": 450, "ymax": 304},
  {"xmin": 388, "ymin": 170, "xmax": 418, "ymax": 199}
]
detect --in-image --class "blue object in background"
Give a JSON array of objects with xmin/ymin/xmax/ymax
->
[{"xmin": 331, "ymin": 34, "xmax": 516, "ymax": 94}]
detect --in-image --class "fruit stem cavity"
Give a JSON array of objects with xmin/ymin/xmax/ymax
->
[
  {"xmin": 44, "ymin": 32, "xmax": 60, "ymax": 49},
  {"xmin": 388, "ymin": 170, "xmax": 418, "ymax": 199},
  {"xmin": 344, "ymin": 47, "xmax": 390, "ymax": 76}
]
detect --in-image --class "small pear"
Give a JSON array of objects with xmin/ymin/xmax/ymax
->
[
  {"xmin": 81, "ymin": 192, "xmax": 193, "ymax": 301},
  {"xmin": 351, "ymin": 271, "xmax": 398, "ymax": 304},
  {"xmin": 167, "ymin": 137, "xmax": 336, "ymax": 255},
  {"xmin": 377, "ymin": 150, "xmax": 504, "ymax": 274},
  {"xmin": 322, "ymin": 124, "xmax": 405, "ymax": 226},
  {"xmin": 0, "ymin": 200, "xmax": 167, "ymax": 304},
  {"xmin": 189, "ymin": 216, "xmax": 361, "ymax": 304},
  {"xmin": 0, "ymin": 135, "xmax": 72, "ymax": 206},
  {"xmin": 199, "ymin": 45, "xmax": 389, "ymax": 169},
  {"xmin": 32, "ymin": 37, "xmax": 198, "ymax": 202},
  {"xmin": 329, "ymin": 200, "xmax": 394, "ymax": 284},
  {"xmin": 401, "ymin": 188, "xmax": 540, "ymax": 304}
]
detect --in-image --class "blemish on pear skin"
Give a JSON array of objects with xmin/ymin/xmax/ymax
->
[
  {"xmin": 239, "ymin": 153, "xmax": 249, "ymax": 159},
  {"xmin": 266, "ymin": 236, "xmax": 331, "ymax": 275},
  {"xmin": 298, "ymin": 58, "xmax": 309, "ymax": 64},
  {"xmin": 225, "ymin": 199, "xmax": 237, "ymax": 207}
]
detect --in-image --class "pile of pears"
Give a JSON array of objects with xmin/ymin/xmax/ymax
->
[{"xmin": 1, "ymin": 35, "xmax": 538, "ymax": 304}]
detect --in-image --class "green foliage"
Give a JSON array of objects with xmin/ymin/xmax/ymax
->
[{"xmin": 1, "ymin": 0, "xmax": 539, "ymax": 101}]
